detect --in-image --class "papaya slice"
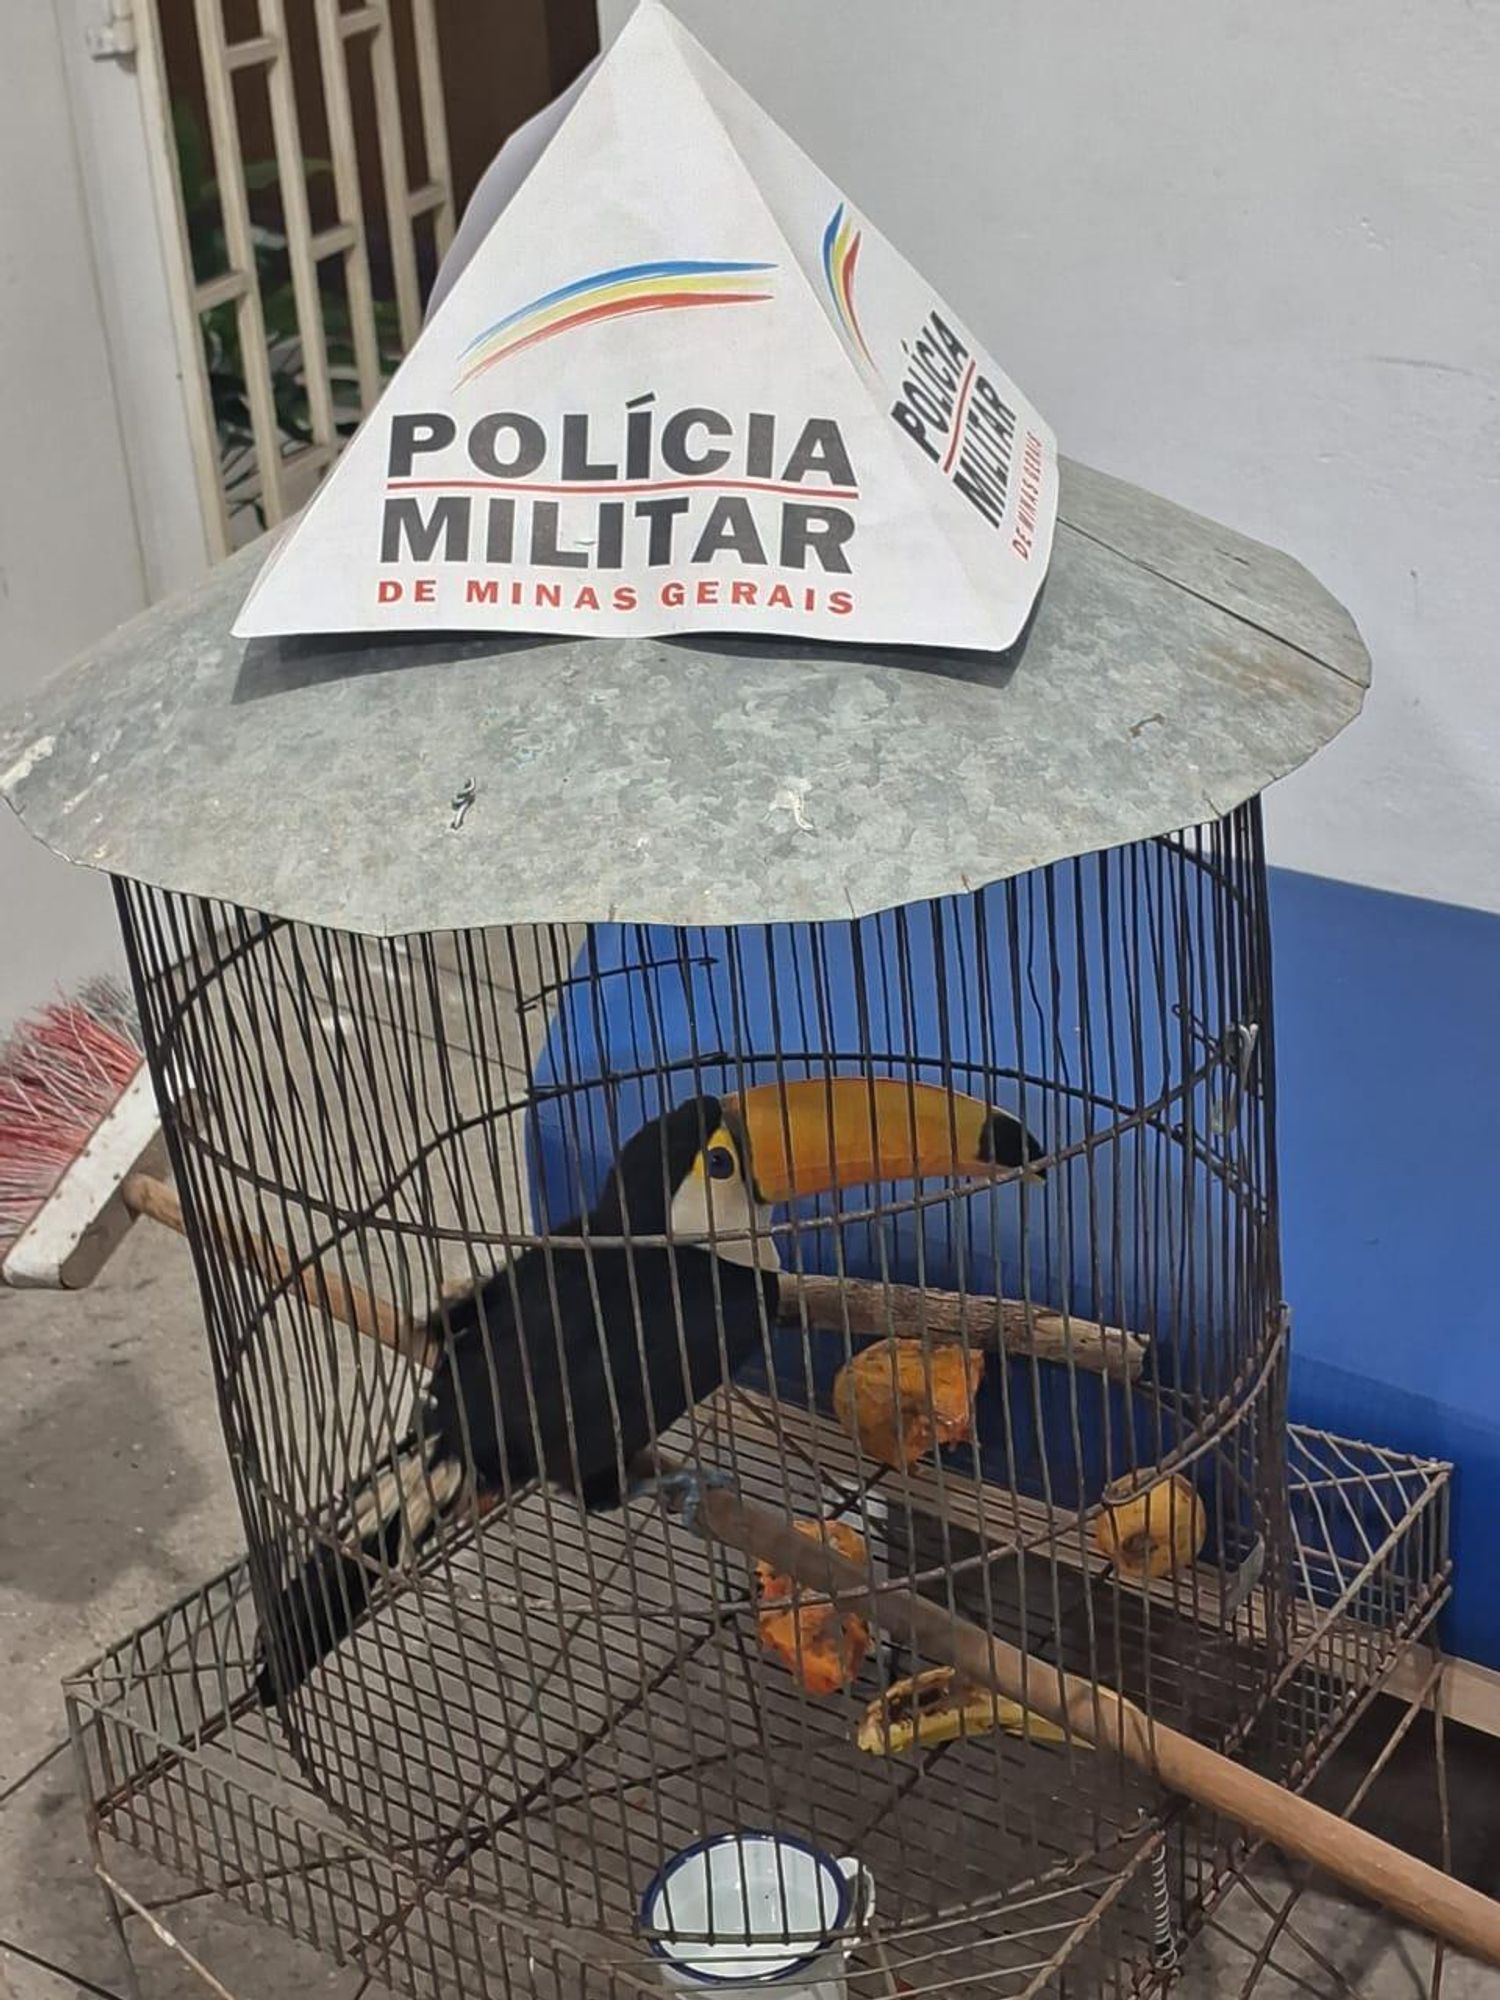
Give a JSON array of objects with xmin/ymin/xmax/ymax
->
[
  {"xmin": 833, "ymin": 1339, "xmax": 985, "ymax": 1470},
  {"xmin": 1094, "ymin": 1474, "xmax": 1207, "ymax": 1579},
  {"xmin": 755, "ymin": 1518, "xmax": 872, "ymax": 1695}
]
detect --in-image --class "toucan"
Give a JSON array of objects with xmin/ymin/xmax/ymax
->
[{"xmin": 253, "ymin": 1077, "xmax": 1042, "ymax": 1704}]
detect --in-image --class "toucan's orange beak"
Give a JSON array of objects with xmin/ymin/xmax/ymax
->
[{"xmin": 721, "ymin": 1077, "xmax": 1044, "ymax": 1206}]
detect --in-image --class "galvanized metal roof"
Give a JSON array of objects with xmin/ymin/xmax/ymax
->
[{"xmin": 0, "ymin": 460, "xmax": 1368, "ymax": 936}]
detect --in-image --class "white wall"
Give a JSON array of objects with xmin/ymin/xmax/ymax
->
[
  {"xmin": 0, "ymin": 5, "xmax": 150, "ymax": 1027},
  {"xmin": 55, "ymin": 0, "xmax": 215, "ymax": 604},
  {"xmin": 602, "ymin": 0, "xmax": 1500, "ymax": 917}
]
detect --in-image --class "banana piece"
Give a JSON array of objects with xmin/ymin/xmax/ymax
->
[{"xmin": 856, "ymin": 1665, "xmax": 1069, "ymax": 1755}]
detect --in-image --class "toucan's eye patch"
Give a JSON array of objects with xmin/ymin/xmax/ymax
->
[{"xmin": 706, "ymin": 1144, "xmax": 737, "ymax": 1181}]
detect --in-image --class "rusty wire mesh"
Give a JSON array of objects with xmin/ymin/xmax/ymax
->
[
  {"xmin": 100, "ymin": 801, "xmax": 1337, "ymax": 1994},
  {"xmin": 66, "ymin": 1427, "xmax": 1451, "ymax": 1998}
]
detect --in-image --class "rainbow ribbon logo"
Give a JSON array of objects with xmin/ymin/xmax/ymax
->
[
  {"xmin": 822, "ymin": 203, "xmax": 875, "ymax": 369},
  {"xmin": 456, "ymin": 259, "xmax": 777, "ymax": 388}
]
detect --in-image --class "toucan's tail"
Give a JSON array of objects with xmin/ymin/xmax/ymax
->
[{"xmin": 253, "ymin": 1435, "xmax": 467, "ymax": 1705}]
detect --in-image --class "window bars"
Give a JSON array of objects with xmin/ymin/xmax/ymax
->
[{"xmin": 130, "ymin": 0, "xmax": 454, "ymax": 554}]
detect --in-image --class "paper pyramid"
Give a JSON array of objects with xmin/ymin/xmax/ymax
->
[{"xmin": 234, "ymin": 1, "xmax": 1058, "ymax": 653}]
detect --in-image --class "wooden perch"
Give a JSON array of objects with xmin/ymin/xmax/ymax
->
[
  {"xmin": 122, "ymin": 1176, "xmax": 431, "ymax": 1370},
  {"xmin": 124, "ymin": 1174, "xmax": 1145, "ymax": 1382},
  {"xmin": 779, "ymin": 1272, "xmax": 1144, "ymax": 1381},
  {"xmin": 687, "ymin": 1474, "xmax": 1500, "ymax": 1973}
]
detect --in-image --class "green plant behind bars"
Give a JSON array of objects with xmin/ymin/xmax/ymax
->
[{"xmin": 173, "ymin": 100, "xmax": 404, "ymax": 526}]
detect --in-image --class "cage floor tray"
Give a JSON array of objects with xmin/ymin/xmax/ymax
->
[{"xmin": 68, "ymin": 1425, "xmax": 1447, "ymax": 2000}]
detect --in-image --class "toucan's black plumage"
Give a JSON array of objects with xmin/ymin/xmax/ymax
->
[
  {"xmin": 253, "ymin": 1080, "xmax": 1046, "ymax": 1706},
  {"xmin": 431, "ymin": 1094, "xmax": 777, "ymax": 1511},
  {"xmin": 254, "ymin": 1096, "xmax": 773, "ymax": 1705}
]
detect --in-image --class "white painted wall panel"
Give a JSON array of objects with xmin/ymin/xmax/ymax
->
[
  {"xmin": 601, "ymin": 1, "xmax": 1500, "ymax": 914},
  {"xmin": 54, "ymin": 0, "xmax": 214, "ymax": 602},
  {"xmin": 0, "ymin": 5, "xmax": 146, "ymax": 1027}
]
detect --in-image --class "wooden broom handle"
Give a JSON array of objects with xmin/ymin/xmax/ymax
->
[
  {"xmin": 121, "ymin": 1175, "xmax": 429, "ymax": 1369},
  {"xmin": 120, "ymin": 1173, "xmax": 1143, "ymax": 1379},
  {"xmin": 692, "ymin": 1479, "xmax": 1500, "ymax": 1972}
]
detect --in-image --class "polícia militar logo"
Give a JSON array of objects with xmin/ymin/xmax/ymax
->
[
  {"xmin": 822, "ymin": 205, "xmax": 875, "ymax": 369},
  {"xmin": 456, "ymin": 259, "xmax": 778, "ymax": 387}
]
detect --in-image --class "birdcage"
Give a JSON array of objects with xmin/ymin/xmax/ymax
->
[
  {"xmin": 12, "ymin": 451, "xmax": 1471, "ymax": 2000},
  {"xmin": 108, "ymin": 805, "xmax": 1274, "ymax": 1936}
]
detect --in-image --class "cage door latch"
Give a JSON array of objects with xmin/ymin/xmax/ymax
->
[{"xmin": 86, "ymin": 0, "xmax": 138, "ymax": 61}]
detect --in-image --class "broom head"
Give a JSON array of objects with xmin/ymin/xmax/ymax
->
[{"xmin": 0, "ymin": 978, "xmax": 167, "ymax": 1290}]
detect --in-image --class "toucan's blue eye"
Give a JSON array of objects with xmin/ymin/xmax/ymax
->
[{"xmin": 707, "ymin": 1145, "xmax": 736, "ymax": 1180}]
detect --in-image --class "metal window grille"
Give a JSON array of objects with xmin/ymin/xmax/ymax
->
[{"xmin": 128, "ymin": 0, "xmax": 454, "ymax": 556}]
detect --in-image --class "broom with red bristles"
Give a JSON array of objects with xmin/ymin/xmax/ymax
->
[{"xmin": 0, "ymin": 978, "xmax": 169, "ymax": 1291}]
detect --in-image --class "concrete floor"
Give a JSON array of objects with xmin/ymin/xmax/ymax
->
[{"xmin": 1, "ymin": 1224, "xmax": 1495, "ymax": 1999}]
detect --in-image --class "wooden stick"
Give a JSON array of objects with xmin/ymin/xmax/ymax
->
[
  {"xmin": 779, "ymin": 1272, "xmax": 1144, "ymax": 1380},
  {"xmin": 121, "ymin": 1174, "xmax": 431, "ymax": 1369},
  {"xmin": 122, "ymin": 1174, "xmax": 1143, "ymax": 1381},
  {"xmin": 691, "ymin": 1480, "xmax": 1500, "ymax": 1973}
]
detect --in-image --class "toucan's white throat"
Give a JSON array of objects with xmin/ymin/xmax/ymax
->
[{"xmin": 668, "ymin": 1152, "xmax": 781, "ymax": 1272}]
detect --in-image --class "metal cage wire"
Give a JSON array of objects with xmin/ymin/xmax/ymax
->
[
  {"xmin": 66, "ymin": 1424, "xmax": 1452, "ymax": 2000},
  {"xmin": 110, "ymin": 801, "xmax": 1296, "ymax": 1990}
]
